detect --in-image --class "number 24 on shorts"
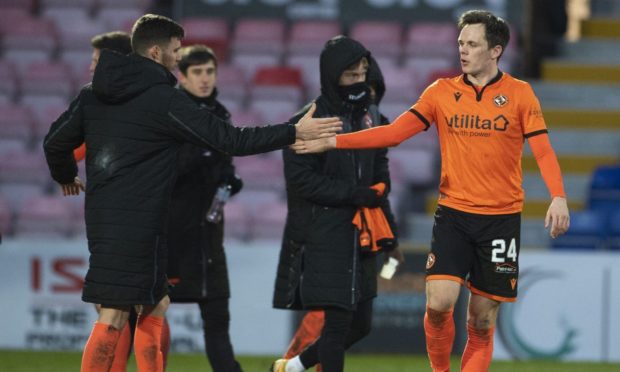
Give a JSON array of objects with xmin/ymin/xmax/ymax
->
[{"xmin": 491, "ymin": 238, "xmax": 517, "ymax": 263}]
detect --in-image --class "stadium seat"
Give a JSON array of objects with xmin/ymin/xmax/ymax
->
[
  {"xmin": 231, "ymin": 18, "xmax": 286, "ymax": 56},
  {"xmin": 214, "ymin": 64, "xmax": 247, "ymax": 103},
  {"xmin": 234, "ymin": 155, "xmax": 285, "ymax": 191},
  {"xmin": 0, "ymin": 8, "xmax": 33, "ymax": 34},
  {"xmin": 223, "ymin": 200, "xmax": 252, "ymax": 241},
  {"xmin": 588, "ymin": 165, "xmax": 620, "ymax": 213},
  {"xmin": 60, "ymin": 50, "xmax": 94, "ymax": 81},
  {"xmin": 0, "ymin": 196, "xmax": 12, "ymax": 236},
  {"xmin": 22, "ymin": 99, "xmax": 69, "ymax": 141},
  {"xmin": 2, "ymin": 18, "xmax": 58, "ymax": 71},
  {"xmin": 231, "ymin": 53, "xmax": 280, "ymax": 82},
  {"xmin": 248, "ymin": 98, "xmax": 300, "ymax": 124},
  {"xmin": 349, "ymin": 21, "xmax": 403, "ymax": 59},
  {"xmin": 0, "ymin": 149, "xmax": 50, "ymax": 185},
  {"xmin": 0, "ymin": 104, "xmax": 34, "ymax": 144},
  {"xmin": 20, "ymin": 61, "xmax": 74, "ymax": 98},
  {"xmin": 97, "ymin": 7, "xmax": 143, "ymax": 31},
  {"xmin": 285, "ymin": 53, "xmax": 321, "ymax": 98},
  {"xmin": 607, "ymin": 210, "xmax": 620, "ymax": 250},
  {"xmin": 388, "ymin": 148, "xmax": 438, "ymax": 187},
  {"xmin": 287, "ymin": 20, "xmax": 341, "ymax": 55},
  {"xmin": 380, "ymin": 65, "xmax": 418, "ymax": 105},
  {"xmin": 181, "ymin": 17, "xmax": 230, "ymax": 61},
  {"xmin": 251, "ymin": 66, "xmax": 304, "ymax": 103},
  {"xmin": 404, "ymin": 57, "xmax": 455, "ymax": 92},
  {"xmin": 0, "ymin": 0, "xmax": 35, "ymax": 11},
  {"xmin": 550, "ymin": 210, "xmax": 606, "ymax": 250},
  {"xmin": 0, "ymin": 60, "xmax": 19, "ymax": 103},
  {"xmin": 97, "ymin": 0, "xmax": 148, "ymax": 9},
  {"xmin": 405, "ymin": 22, "xmax": 458, "ymax": 59},
  {"xmin": 250, "ymin": 200, "xmax": 287, "ymax": 240},
  {"xmin": 15, "ymin": 195, "xmax": 74, "ymax": 238},
  {"xmin": 0, "ymin": 182, "xmax": 45, "ymax": 214}
]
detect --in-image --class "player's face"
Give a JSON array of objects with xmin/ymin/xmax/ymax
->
[
  {"xmin": 180, "ymin": 60, "xmax": 217, "ymax": 98},
  {"xmin": 339, "ymin": 60, "xmax": 368, "ymax": 86},
  {"xmin": 458, "ymin": 23, "xmax": 501, "ymax": 78},
  {"xmin": 159, "ymin": 37, "xmax": 182, "ymax": 71},
  {"xmin": 89, "ymin": 48, "xmax": 101, "ymax": 75}
]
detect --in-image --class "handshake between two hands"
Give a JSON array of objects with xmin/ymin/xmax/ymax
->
[{"xmin": 292, "ymin": 102, "xmax": 340, "ymax": 154}]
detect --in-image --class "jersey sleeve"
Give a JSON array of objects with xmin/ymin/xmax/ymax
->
[
  {"xmin": 520, "ymin": 83, "xmax": 548, "ymax": 138},
  {"xmin": 335, "ymin": 81, "xmax": 439, "ymax": 150}
]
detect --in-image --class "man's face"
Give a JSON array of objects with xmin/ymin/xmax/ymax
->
[
  {"xmin": 89, "ymin": 48, "xmax": 101, "ymax": 75},
  {"xmin": 158, "ymin": 37, "xmax": 182, "ymax": 71},
  {"xmin": 458, "ymin": 23, "xmax": 501, "ymax": 78},
  {"xmin": 179, "ymin": 60, "xmax": 217, "ymax": 98},
  {"xmin": 339, "ymin": 60, "xmax": 368, "ymax": 87}
]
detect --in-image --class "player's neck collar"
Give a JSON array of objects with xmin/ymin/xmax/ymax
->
[{"xmin": 463, "ymin": 70, "xmax": 503, "ymax": 88}]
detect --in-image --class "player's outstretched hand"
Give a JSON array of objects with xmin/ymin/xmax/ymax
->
[
  {"xmin": 61, "ymin": 176, "xmax": 86, "ymax": 196},
  {"xmin": 291, "ymin": 137, "xmax": 337, "ymax": 154},
  {"xmin": 545, "ymin": 196, "xmax": 570, "ymax": 238},
  {"xmin": 294, "ymin": 102, "xmax": 342, "ymax": 140}
]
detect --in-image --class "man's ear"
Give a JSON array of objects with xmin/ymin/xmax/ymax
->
[
  {"xmin": 147, "ymin": 44, "xmax": 161, "ymax": 62},
  {"xmin": 491, "ymin": 44, "xmax": 503, "ymax": 60}
]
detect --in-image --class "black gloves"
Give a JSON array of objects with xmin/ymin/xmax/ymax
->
[{"xmin": 351, "ymin": 186, "xmax": 384, "ymax": 208}]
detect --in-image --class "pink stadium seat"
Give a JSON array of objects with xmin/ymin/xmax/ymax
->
[
  {"xmin": 97, "ymin": 7, "xmax": 143, "ymax": 31},
  {"xmin": 0, "ymin": 8, "xmax": 33, "ymax": 34},
  {"xmin": 45, "ymin": 10, "xmax": 107, "ymax": 51},
  {"xmin": 0, "ymin": 196, "xmax": 12, "ymax": 236},
  {"xmin": 248, "ymin": 99, "xmax": 300, "ymax": 124},
  {"xmin": 234, "ymin": 155, "xmax": 284, "ymax": 191},
  {"xmin": 181, "ymin": 17, "xmax": 230, "ymax": 61},
  {"xmin": 20, "ymin": 61, "xmax": 74, "ymax": 98},
  {"xmin": 0, "ymin": 149, "xmax": 50, "ymax": 184},
  {"xmin": 215, "ymin": 64, "xmax": 247, "ymax": 102},
  {"xmin": 232, "ymin": 19, "xmax": 285, "ymax": 55},
  {"xmin": 380, "ymin": 65, "xmax": 418, "ymax": 105},
  {"xmin": 22, "ymin": 100, "xmax": 68, "ymax": 141},
  {"xmin": 60, "ymin": 50, "xmax": 93, "ymax": 81},
  {"xmin": 0, "ymin": 0, "xmax": 35, "ymax": 11},
  {"xmin": 404, "ymin": 57, "xmax": 455, "ymax": 92},
  {"xmin": 223, "ymin": 200, "xmax": 252, "ymax": 241},
  {"xmin": 251, "ymin": 66, "xmax": 304, "ymax": 103},
  {"xmin": 349, "ymin": 21, "xmax": 403, "ymax": 58},
  {"xmin": 15, "ymin": 195, "xmax": 74, "ymax": 237},
  {"xmin": 0, "ymin": 183, "xmax": 44, "ymax": 213},
  {"xmin": 2, "ymin": 18, "xmax": 58, "ymax": 52},
  {"xmin": 250, "ymin": 200, "xmax": 287, "ymax": 240},
  {"xmin": 405, "ymin": 22, "xmax": 458, "ymax": 58},
  {"xmin": 0, "ymin": 104, "xmax": 35, "ymax": 142},
  {"xmin": 388, "ymin": 148, "xmax": 438, "ymax": 186},
  {"xmin": 0, "ymin": 61, "xmax": 18, "ymax": 102},
  {"xmin": 41, "ymin": 0, "xmax": 96, "ymax": 9},
  {"xmin": 285, "ymin": 53, "xmax": 320, "ymax": 96},
  {"xmin": 288, "ymin": 21, "xmax": 341, "ymax": 55}
]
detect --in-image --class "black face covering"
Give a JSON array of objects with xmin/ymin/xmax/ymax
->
[{"xmin": 338, "ymin": 82, "xmax": 371, "ymax": 107}]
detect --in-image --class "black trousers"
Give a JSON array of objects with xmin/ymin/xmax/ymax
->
[
  {"xmin": 199, "ymin": 297, "xmax": 242, "ymax": 372},
  {"xmin": 299, "ymin": 299, "xmax": 373, "ymax": 372}
]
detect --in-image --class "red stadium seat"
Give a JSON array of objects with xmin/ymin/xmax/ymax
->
[
  {"xmin": 251, "ymin": 66, "xmax": 304, "ymax": 103},
  {"xmin": 231, "ymin": 53, "xmax": 280, "ymax": 82},
  {"xmin": 181, "ymin": 17, "xmax": 230, "ymax": 61}
]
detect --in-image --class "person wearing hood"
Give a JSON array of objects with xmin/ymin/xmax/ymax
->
[
  {"xmin": 164, "ymin": 44, "xmax": 244, "ymax": 372},
  {"xmin": 42, "ymin": 14, "xmax": 341, "ymax": 372},
  {"xmin": 271, "ymin": 37, "xmax": 402, "ymax": 372}
]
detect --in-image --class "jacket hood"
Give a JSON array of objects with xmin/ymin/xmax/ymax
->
[
  {"xmin": 93, "ymin": 50, "xmax": 177, "ymax": 104},
  {"xmin": 319, "ymin": 36, "xmax": 370, "ymax": 112},
  {"xmin": 367, "ymin": 56, "xmax": 385, "ymax": 104}
]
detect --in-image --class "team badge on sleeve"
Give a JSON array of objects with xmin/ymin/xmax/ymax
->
[{"xmin": 426, "ymin": 253, "xmax": 436, "ymax": 269}]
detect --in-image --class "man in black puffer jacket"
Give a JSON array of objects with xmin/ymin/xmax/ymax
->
[
  {"xmin": 271, "ymin": 36, "xmax": 402, "ymax": 372},
  {"xmin": 165, "ymin": 45, "xmax": 244, "ymax": 372},
  {"xmin": 43, "ymin": 14, "xmax": 341, "ymax": 372}
]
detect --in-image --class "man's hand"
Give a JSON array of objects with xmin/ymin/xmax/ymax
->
[
  {"xmin": 60, "ymin": 176, "xmax": 85, "ymax": 196},
  {"xmin": 545, "ymin": 196, "xmax": 570, "ymax": 238},
  {"xmin": 387, "ymin": 247, "xmax": 405, "ymax": 265},
  {"xmin": 294, "ymin": 102, "xmax": 342, "ymax": 140},
  {"xmin": 291, "ymin": 137, "xmax": 336, "ymax": 154}
]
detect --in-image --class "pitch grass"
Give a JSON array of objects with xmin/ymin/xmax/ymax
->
[{"xmin": 1, "ymin": 350, "xmax": 619, "ymax": 371}]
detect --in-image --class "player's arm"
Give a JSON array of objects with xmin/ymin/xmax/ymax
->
[
  {"xmin": 527, "ymin": 132, "xmax": 570, "ymax": 238},
  {"xmin": 293, "ymin": 107, "xmax": 429, "ymax": 154},
  {"xmin": 43, "ymin": 90, "xmax": 87, "ymax": 195}
]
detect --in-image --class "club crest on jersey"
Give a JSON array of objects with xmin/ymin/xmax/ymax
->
[
  {"xmin": 454, "ymin": 91, "xmax": 462, "ymax": 102},
  {"xmin": 493, "ymin": 94, "xmax": 508, "ymax": 107}
]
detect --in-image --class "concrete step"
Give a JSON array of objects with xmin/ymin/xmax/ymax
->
[
  {"xmin": 543, "ymin": 110, "xmax": 620, "ymax": 129},
  {"xmin": 541, "ymin": 61, "xmax": 620, "ymax": 84},
  {"xmin": 531, "ymin": 81, "xmax": 620, "ymax": 110},
  {"xmin": 559, "ymin": 39, "xmax": 620, "ymax": 64},
  {"xmin": 581, "ymin": 18, "xmax": 620, "ymax": 38}
]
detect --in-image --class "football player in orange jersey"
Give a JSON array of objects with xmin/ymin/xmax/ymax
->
[{"xmin": 292, "ymin": 10, "xmax": 570, "ymax": 372}]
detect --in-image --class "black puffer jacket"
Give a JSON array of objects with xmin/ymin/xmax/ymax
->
[
  {"xmin": 167, "ymin": 88, "xmax": 241, "ymax": 301},
  {"xmin": 272, "ymin": 37, "xmax": 395, "ymax": 311},
  {"xmin": 43, "ymin": 51, "xmax": 294, "ymax": 306}
]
